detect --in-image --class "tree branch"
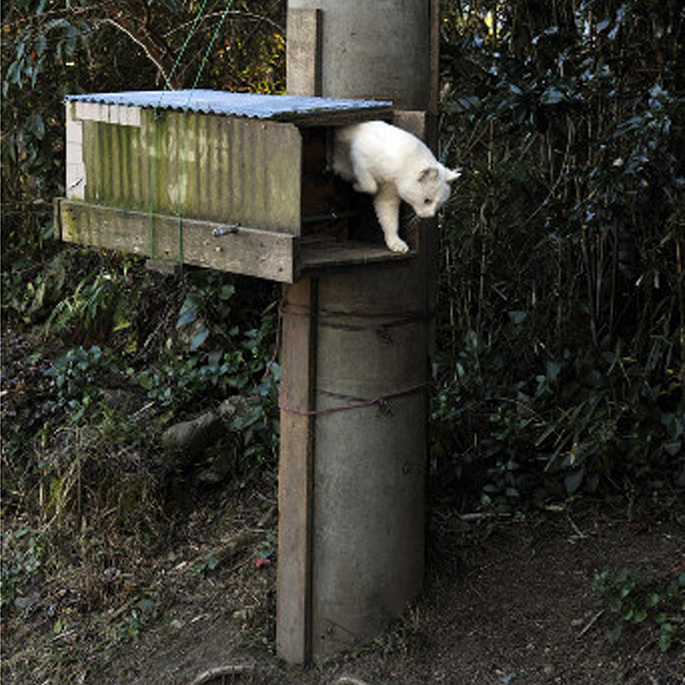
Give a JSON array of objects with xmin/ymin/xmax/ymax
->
[{"xmin": 100, "ymin": 0, "xmax": 181, "ymax": 89}]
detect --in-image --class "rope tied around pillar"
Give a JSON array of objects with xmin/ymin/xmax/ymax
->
[
  {"xmin": 279, "ymin": 381, "xmax": 428, "ymax": 418},
  {"xmin": 278, "ymin": 298, "xmax": 435, "ymax": 331},
  {"xmin": 269, "ymin": 298, "xmax": 429, "ymax": 417}
]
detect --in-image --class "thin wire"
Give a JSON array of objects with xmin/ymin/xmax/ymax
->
[
  {"xmin": 160, "ymin": 0, "xmax": 211, "ymax": 101},
  {"xmin": 260, "ymin": 299, "xmax": 428, "ymax": 417},
  {"xmin": 188, "ymin": 0, "xmax": 236, "ymax": 96},
  {"xmin": 175, "ymin": 114, "xmax": 187, "ymax": 269},
  {"xmin": 279, "ymin": 383, "xmax": 428, "ymax": 417},
  {"xmin": 148, "ymin": 121, "xmax": 159, "ymax": 259},
  {"xmin": 150, "ymin": 0, "xmax": 210, "ymax": 261},
  {"xmin": 174, "ymin": 0, "xmax": 237, "ymax": 268}
]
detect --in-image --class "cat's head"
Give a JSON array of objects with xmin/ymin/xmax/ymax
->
[{"xmin": 401, "ymin": 165, "xmax": 462, "ymax": 219}]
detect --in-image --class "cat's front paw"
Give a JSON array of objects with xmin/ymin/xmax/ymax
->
[{"xmin": 386, "ymin": 237, "xmax": 410, "ymax": 253}]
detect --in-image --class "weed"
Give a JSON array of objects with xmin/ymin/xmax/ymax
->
[
  {"xmin": 192, "ymin": 551, "xmax": 221, "ymax": 577},
  {"xmin": 111, "ymin": 595, "xmax": 161, "ymax": 643},
  {"xmin": 43, "ymin": 345, "xmax": 115, "ymax": 422},
  {"xmin": 592, "ymin": 567, "xmax": 685, "ymax": 651},
  {"xmin": 0, "ymin": 526, "xmax": 46, "ymax": 611},
  {"xmin": 44, "ymin": 268, "xmax": 125, "ymax": 341}
]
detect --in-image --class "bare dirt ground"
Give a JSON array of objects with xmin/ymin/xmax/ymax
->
[
  {"xmin": 5, "ymin": 491, "xmax": 682, "ymax": 685},
  {"xmin": 101, "ymin": 507, "xmax": 685, "ymax": 685}
]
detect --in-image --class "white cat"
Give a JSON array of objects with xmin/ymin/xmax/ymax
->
[{"xmin": 333, "ymin": 121, "xmax": 461, "ymax": 253}]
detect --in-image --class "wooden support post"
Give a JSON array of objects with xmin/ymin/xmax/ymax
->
[
  {"xmin": 276, "ymin": 277, "xmax": 318, "ymax": 664},
  {"xmin": 278, "ymin": 9, "xmax": 323, "ymax": 662}
]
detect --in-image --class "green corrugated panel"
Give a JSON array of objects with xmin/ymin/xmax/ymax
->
[{"xmin": 83, "ymin": 110, "xmax": 302, "ymax": 234}]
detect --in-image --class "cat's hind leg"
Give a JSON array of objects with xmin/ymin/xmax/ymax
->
[{"xmin": 373, "ymin": 187, "xmax": 409, "ymax": 253}]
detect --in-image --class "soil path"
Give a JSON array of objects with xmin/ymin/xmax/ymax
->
[{"xmin": 93, "ymin": 510, "xmax": 684, "ymax": 685}]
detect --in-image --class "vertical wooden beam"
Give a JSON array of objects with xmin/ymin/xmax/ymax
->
[
  {"xmin": 276, "ymin": 277, "xmax": 318, "ymax": 664},
  {"xmin": 279, "ymin": 5, "xmax": 324, "ymax": 664},
  {"xmin": 427, "ymin": 0, "xmax": 441, "ymax": 356},
  {"xmin": 286, "ymin": 9, "xmax": 323, "ymax": 97},
  {"xmin": 429, "ymin": 0, "xmax": 441, "ymax": 116}
]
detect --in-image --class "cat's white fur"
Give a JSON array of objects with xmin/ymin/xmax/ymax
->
[{"xmin": 333, "ymin": 121, "xmax": 461, "ymax": 253}]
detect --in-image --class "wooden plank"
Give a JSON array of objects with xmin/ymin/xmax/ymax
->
[
  {"xmin": 287, "ymin": 9, "xmax": 323, "ymax": 97},
  {"xmin": 277, "ymin": 277, "xmax": 318, "ymax": 664},
  {"xmin": 297, "ymin": 239, "xmax": 414, "ymax": 278},
  {"xmin": 274, "ymin": 107, "xmax": 393, "ymax": 127},
  {"xmin": 56, "ymin": 199, "xmax": 295, "ymax": 282}
]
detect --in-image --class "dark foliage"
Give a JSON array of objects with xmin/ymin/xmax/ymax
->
[
  {"xmin": 433, "ymin": 0, "xmax": 684, "ymax": 509},
  {"xmin": 1, "ymin": 0, "xmax": 682, "ymax": 522},
  {"xmin": 1, "ymin": 0, "xmax": 284, "ymax": 531}
]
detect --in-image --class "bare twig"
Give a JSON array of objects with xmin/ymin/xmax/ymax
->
[
  {"xmin": 164, "ymin": 10, "xmax": 283, "ymax": 40},
  {"xmin": 459, "ymin": 512, "xmax": 513, "ymax": 522},
  {"xmin": 105, "ymin": 16, "xmax": 180, "ymax": 88},
  {"xmin": 577, "ymin": 610, "xmax": 604, "ymax": 638},
  {"xmin": 189, "ymin": 663, "xmax": 255, "ymax": 685},
  {"xmin": 96, "ymin": 0, "xmax": 180, "ymax": 88},
  {"xmin": 566, "ymin": 512, "xmax": 587, "ymax": 540}
]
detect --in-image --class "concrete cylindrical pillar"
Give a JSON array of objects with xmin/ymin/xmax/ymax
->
[
  {"xmin": 278, "ymin": 0, "xmax": 437, "ymax": 663},
  {"xmin": 310, "ymin": 268, "xmax": 429, "ymax": 655},
  {"xmin": 288, "ymin": 0, "xmax": 431, "ymax": 109}
]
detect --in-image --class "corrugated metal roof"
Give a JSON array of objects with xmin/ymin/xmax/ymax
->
[{"xmin": 65, "ymin": 90, "xmax": 392, "ymax": 120}]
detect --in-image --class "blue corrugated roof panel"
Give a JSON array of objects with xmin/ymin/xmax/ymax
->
[{"xmin": 65, "ymin": 90, "xmax": 392, "ymax": 120}]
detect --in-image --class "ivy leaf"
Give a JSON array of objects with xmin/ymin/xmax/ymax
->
[
  {"xmin": 176, "ymin": 295, "xmax": 199, "ymax": 328},
  {"xmin": 605, "ymin": 624, "xmax": 622, "ymax": 645},
  {"xmin": 659, "ymin": 623, "xmax": 676, "ymax": 652},
  {"xmin": 633, "ymin": 608, "xmax": 647, "ymax": 623},
  {"xmin": 205, "ymin": 551, "xmax": 219, "ymax": 571},
  {"xmin": 541, "ymin": 87, "xmax": 566, "ymax": 105},
  {"xmin": 564, "ymin": 468, "xmax": 584, "ymax": 494},
  {"xmin": 219, "ymin": 284, "xmax": 235, "ymax": 301},
  {"xmin": 508, "ymin": 310, "xmax": 527, "ymax": 325},
  {"xmin": 176, "ymin": 308, "xmax": 197, "ymax": 328},
  {"xmin": 189, "ymin": 324, "xmax": 209, "ymax": 351}
]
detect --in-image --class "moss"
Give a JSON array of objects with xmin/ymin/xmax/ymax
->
[{"xmin": 80, "ymin": 108, "xmax": 302, "ymax": 231}]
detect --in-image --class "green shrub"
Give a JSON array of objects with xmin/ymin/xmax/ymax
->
[
  {"xmin": 592, "ymin": 567, "xmax": 685, "ymax": 651},
  {"xmin": 433, "ymin": 0, "xmax": 684, "ymax": 509}
]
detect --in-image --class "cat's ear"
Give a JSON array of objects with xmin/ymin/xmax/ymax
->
[
  {"xmin": 418, "ymin": 167, "xmax": 439, "ymax": 184},
  {"xmin": 445, "ymin": 167, "xmax": 463, "ymax": 183}
]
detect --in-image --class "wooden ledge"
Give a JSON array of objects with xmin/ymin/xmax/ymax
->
[{"xmin": 55, "ymin": 199, "xmax": 415, "ymax": 284}]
